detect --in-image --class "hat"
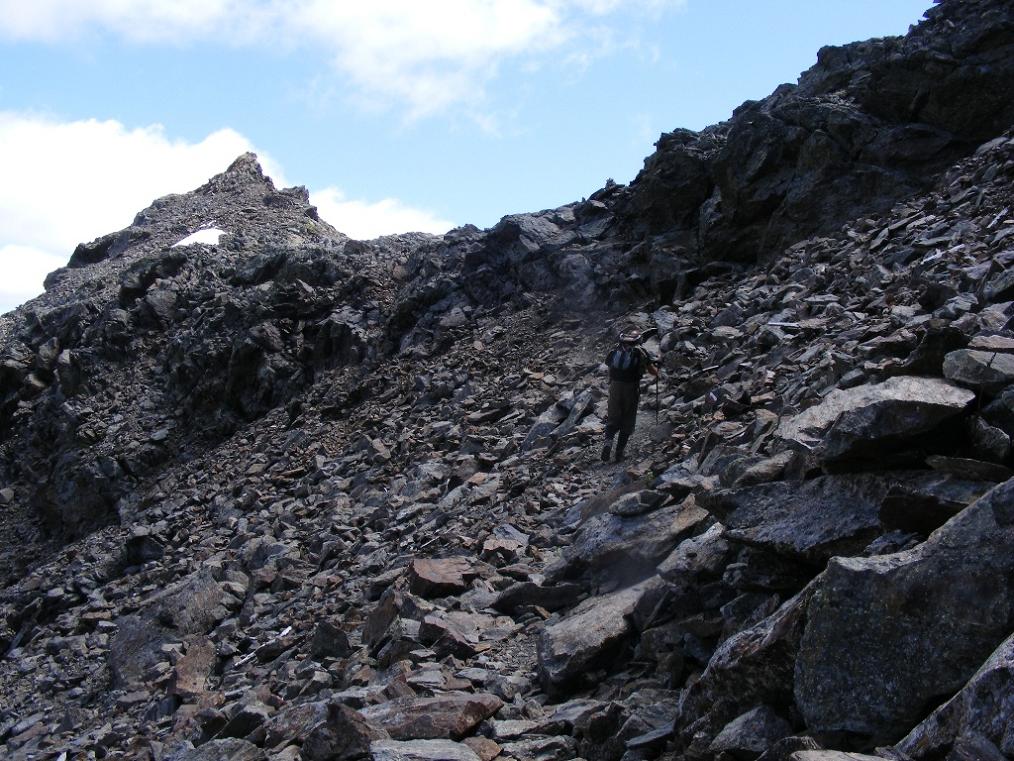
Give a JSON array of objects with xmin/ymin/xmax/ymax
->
[{"xmin": 619, "ymin": 328, "xmax": 641, "ymax": 343}]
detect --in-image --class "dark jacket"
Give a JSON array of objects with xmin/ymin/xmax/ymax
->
[{"xmin": 606, "ymin": 344, "xmax": 654, "ymax": 383}]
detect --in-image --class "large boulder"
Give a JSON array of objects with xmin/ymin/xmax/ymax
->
[
  {"xmin": 776, "ymin": 376, "xmax": 974, "ymax": 460},
  {"xmin": 370, "ymin": 739, "xmax": 482, "ymax": 761},
  {"xmin": 165, "ymin": 739, "xmax": 266, "ymax": 761},
  {"xmin": 677, "ymin": 584, "xmax": 816, "ymax": 756},
  {"xmin": 794, "ymin": 479, "xmax": 1014, "ymax": 746},
  {"xmin": 895, "ymin": 631, "xmax": 1014, "ymax": 760},
  {"xmin": 943, "ymin": 349, "xmax": 1014, "ymax": 393},
  {"xmin": 302, "ymin": 703, "xmax": 390, "ymax": 760},
  {"xmin": 699, "ymin": 472, "xmax": 992, "ymax": 563},
  {"xmin": 407, "ymin": 557, "xmax": 476, "ymax": 598},
  {"xmin": 537, "ymin": 580, "xmax": 653, "ymax": 696},
  {"xmin": 359, "ymin": 693, "xmax": 502, "ymax": 740},
  {"xmin": 547, "ymin": 498, "xmax": 710, "ymax": 586}
]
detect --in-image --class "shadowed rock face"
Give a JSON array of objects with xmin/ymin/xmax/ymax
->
[
  {"xmin": 795, "ymin": 480, "xmax": 1014, "ymax": 746},
  {"xmin": 613, "ymin": 0, "xmax": 1014, "ymax": 264},
  {"xmin": 2, "ymin": 2, "xmax": 1014, "ymax": 760}
]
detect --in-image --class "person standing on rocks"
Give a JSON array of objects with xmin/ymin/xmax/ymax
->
[{"xmin": 602, "ymin": 328, "xmax": 658, "ymax": 462}]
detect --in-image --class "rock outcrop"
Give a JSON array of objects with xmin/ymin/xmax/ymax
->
[{"xmin": 2, "ymin": 1, "xmax": 1014, "ymax": 760}]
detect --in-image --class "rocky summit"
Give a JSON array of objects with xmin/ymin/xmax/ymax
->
[{"xmin": 2, "ymin": 1, "xmax": 1014, "ymax": 760}]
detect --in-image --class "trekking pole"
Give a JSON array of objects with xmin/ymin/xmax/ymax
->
[{"xmin": 655, "ymin": 372, "xmax": 660, "ymax": 424}]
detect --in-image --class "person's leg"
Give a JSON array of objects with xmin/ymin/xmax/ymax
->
[
  {"xmin": 614, "ymin": 386, "xmax": 639, "ymax": 461},
  {"xmin": 602, "ymin": 383, "xmax": 624, "ymax": 461},
  {"xmin": 603, "ymin": 417, "xmax": 619, "ymax": 460}
]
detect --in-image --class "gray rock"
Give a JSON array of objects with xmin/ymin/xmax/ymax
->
[
  {"xmin": 537, "ymin": 580, "xmax": 653, "ymax": 696},
  {"xmin": 678, "ymin": 584, "xmax": 815, "ymax": 756},
  {"xmin": 776, "ymin": 376, "xmax": 974, "ymax": 460},
  {"xmin": 548, "ymin": 498, "xmax": 710, "ymax": 586},
  {"xmin": 700, "ymin": 472, "xmax": 989, "ymax": 562},
  {"xmin": 165, "ymin": 738, "xmax": 267, "ymax": 761},
  {"xmin": 370, "ymin": 739, "xmax": 481, "ymax": 761},
  {"xmin": 895, "ymin": 631, "xmax": 1014, "ymax": 760},
  {"xmin": 710, "ymin": 705, "xmax": 793, "ymax": 760},
  {"xmin": 492, "ymin": 581, "xmax": 583, "ymax": 615},
  {"xmin": 310, "ymin": 620, "xmax": 352, "ymax": 660},
  {"xmin": 795, "ymin": 480, "xmax": 1014, "ymax": 746},
  {"xmin": 219, "ymin": 700, "xmax": 273, "ymax": 739},
  {"xmin": 302, "ymin": 703, "xmax": 389, "ymax": 761},
  {"xmin": 108, "ymin": 614, "xmax": 169, "ymax": 688},
  {"xmin": 943, "ymin": 349, "xmax": 1014, "ymax": 392},
  {"xmin": 359, "ymin": 693, "xmax": 502, "ymax": 740}
]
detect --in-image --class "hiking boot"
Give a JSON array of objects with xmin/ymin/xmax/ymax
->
[
  {"xmin": 614, "ymin": 448, "xmax": 625, "ymax": 462},
  {"xmin": 601, "ymin": 443, "xmax": 611, "ymax": 462}
]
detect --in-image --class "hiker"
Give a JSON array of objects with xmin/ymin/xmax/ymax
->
[{"xmin": 602, "ymin": 328, "xmax": 658, "ymax": 462}]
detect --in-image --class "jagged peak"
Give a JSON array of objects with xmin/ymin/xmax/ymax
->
[{"xmin": 201, "ymin": 151, "xmax": 276, "ymax": 195}]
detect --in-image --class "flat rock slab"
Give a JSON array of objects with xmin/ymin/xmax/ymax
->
[
  {"xmin": 370, "ymin": 739, "xmax": 481, "ymax": 761},
  {"xmin": 151, "ymin": 568, "xmax": 240, "ymax": 635},
  {"xmin": 537, "ymin": 579, "xmax": 652, "ymax": 696},
  {"xmin": 943, "ymin": 349, "xmax": 1014, "ymax": 391},
  {"xmin": 171, "ymin": 636, "xmax": 216, "ymax": 700},
  {"xmin": 896, "ymin": 631, "xmax": 1014, "ymax": 760},
  {"xmin": 710, "ymin": 705, "xmax": 791, "ymax": 758},
  {"xmin": 776, "ymin": 376, "xmax": 974, "ymax": 460},
  {"xmin": 551, "ymin": 499, "xmax": 709, "ymax": 585},
  {"xmin": 492, "ymin": 581, "xmax": 583, "ymax": 614},
  {"xmin": 795, "ymin": 480, "xmax": 1014, "ymax": 746},
  {"xmin": 166, "ymin": 739, "xmax": 266, "ymax": 761},
  {"xmin": 699, "ymin": 472, "xmax": 991, "ymax": 562},
  {"xmin": 360, "ymin": 693, "xmax": 503, "ymax": 740},
  {"xmin": 408, "ymin": 557, "xmax": 477, "ymax": 598}
]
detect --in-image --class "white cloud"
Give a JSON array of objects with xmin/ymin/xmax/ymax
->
[
  {"xmin": 0, "ymin": 112, "xmax": 286, "ymax": 255},
  {"xmin": 0, "ymin": 112, "xmax": 452, "ymax": 312},
  {"xmin": 0, "ymin": 0, "xmax": 686, "ymax": 119},
  {"xmin": 311, "ymin": 188, "xmax": 454, "ymax": 240},
  {"xmin": 0, "ymin": 245, "xmax": 67, "ymax": 314}
]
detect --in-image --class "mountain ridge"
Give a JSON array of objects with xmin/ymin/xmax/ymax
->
[{"xmin": 2, "ymin": 1, "xmax": 1014, "ymax": 759}]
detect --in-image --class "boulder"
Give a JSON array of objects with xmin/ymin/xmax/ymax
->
[
  {"xmin": 795, "ymin": 480, "xmax": 1014, "ymax": 746},
  {"xmin": 776, "ymin": 376, "xmax": 974, "ymax": 460},
  {"xmin": 310, "ymin": 620, "xmax": 352, "ymax": 660},
  {"xmin": 710, "ymin": 705, "xmax": 793, "ymax": 760},
  {"xmin": 537, "ymin": 579, "xmax": 653, "ymax": 696},
  {"xmin": 165, "ymin": 739, "xmax": 267, "ymax": 761},
  {"xmin": 895, "ymin": 631, "xmax": 1014, "ymax": 760},
  {"xmin": 408, "ymin": 557, "xmax": 476, "ymax": 598},
  {"xmin": 302, "ymin": 703, "xmax": 390, "ymax": 761},
  {"xmin": 492, "ymin": 581, "xmax": 583, "ymax": 615},
  {"xmin": 943, "ymin": 349, "xmax": 1014, "ymax": 393},
  {"xmin": 548, "ymin": 498, "xmax": 709, "ymax": 586},
  {"xmin": 359, "ymin": 693, "xmax": 502, "ymax": 740},
  {"xmin": 677, "ymin": 584, "xmax": 816, "ymax": 756},
  {"xmin": 370, "ymin": 739, "xmax": 481, "ymax": 761},
  {"xmin": 700, "ymin": 472, "xmax": 992, "ymax": 562}
]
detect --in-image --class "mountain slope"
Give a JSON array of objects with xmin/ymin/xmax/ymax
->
[{"xmin": 2, "ymin": 1, "xmax": 1014, "ymax": 759}]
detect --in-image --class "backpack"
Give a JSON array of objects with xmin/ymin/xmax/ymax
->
[{"xmin": 608, "ymin": 345, "xmax": 642, "ymax": 372}]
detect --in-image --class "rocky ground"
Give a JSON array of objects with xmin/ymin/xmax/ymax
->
[{"xmin": 2, "ymin": 1, "xmax": 1014, "ymax": 760}]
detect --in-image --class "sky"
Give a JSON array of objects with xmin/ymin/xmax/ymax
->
[{"xmin": 0, "ymin": 0, "xmax": 933, "ymax": 313}]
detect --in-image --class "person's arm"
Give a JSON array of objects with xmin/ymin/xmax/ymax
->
[{"xmin": 639, "ymin": 348, "xmax": 659, "ymax": 376}]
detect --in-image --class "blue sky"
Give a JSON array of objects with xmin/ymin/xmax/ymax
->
[{"xmin": 0, "ymin": 0, "xmax": 931, "ymax": 312}]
